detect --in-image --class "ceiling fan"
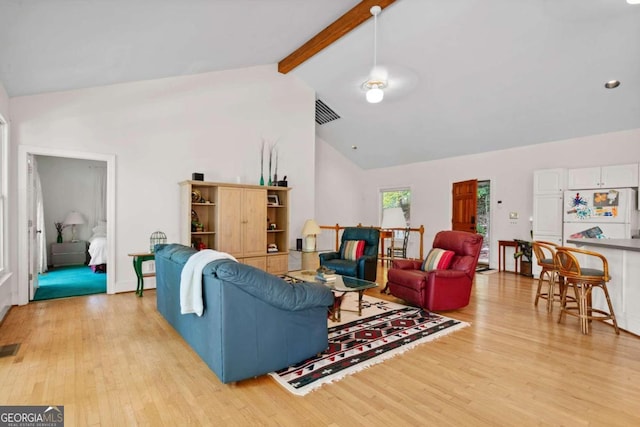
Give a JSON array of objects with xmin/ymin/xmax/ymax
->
[
  {"xmin": 361, "ymin": 5, "xmax": 417, "ymax": 103},
  {"xmin": 362, "ymin": 6, "xmax": 386, "ymax": 103}
]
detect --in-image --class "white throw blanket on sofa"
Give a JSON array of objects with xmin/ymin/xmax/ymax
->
[{"xmin": 180, "ymin": 249, "xmax": 238, "ymax": 316}]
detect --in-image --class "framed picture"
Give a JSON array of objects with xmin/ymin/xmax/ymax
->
[{"xmin": 267, "ymin": 194, "xmax": 280, "ymax": 206}]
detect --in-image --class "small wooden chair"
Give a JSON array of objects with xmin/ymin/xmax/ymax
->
[
  {"xmin": 532, "ymin": 241, "xmax": 563, "ymax": 312},
  {"xmin": 386, "ymin": 227, "xmax": 410, "ymax": 266},
  {"xmin": 554, "ymin": 246, "xmax": 619, "ymax": 335}
]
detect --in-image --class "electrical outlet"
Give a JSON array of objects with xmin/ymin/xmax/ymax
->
[{"xmin": 509, "ymin": 212, "xmax": 519, "ymax": 220}]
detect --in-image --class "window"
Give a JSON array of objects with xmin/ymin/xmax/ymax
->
[
  {"xmin": 381, "ymin": 188, "xmax": 411, "ymax": 227},
  {"xmin": 0, "ymin": 114, "xmax": 6, "ymax": 273}
]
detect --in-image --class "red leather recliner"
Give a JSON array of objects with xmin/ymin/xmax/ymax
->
[{"xmin": 386, "ymin": 230, "xmax": 483, "ymax": 311}]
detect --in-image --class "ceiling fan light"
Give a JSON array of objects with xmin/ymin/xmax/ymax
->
[{"xmin": 366, "ymin": 85, "xmax": 384, "ymax": 103}]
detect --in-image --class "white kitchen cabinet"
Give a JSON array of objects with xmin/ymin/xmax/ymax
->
[
  {"xmin": 576, "ymin": 243, "xmax": 640, "ymax": 336},
  {"xmin": 532, "ymin": 169, "xmax": 565, "ymax": 237},
  {"xmin": 533, "ymin": 168, "xmax": 566, "ymax": 194},
  {"xmin": 601, "ymin": 164, "xmax": 638, "ymax": 188},
  {"xmin": 532, "ymin": 169, "xmax": 565, "ymax": 278},
  {"xmin": 532, "ymin": 194, "xmax": 564, "ymax": 236},
  {"xmin": 567, "ymin": 163, "xmax": 638, "ymax": 189},
  {"xmin": 531, "ymin": 194, "xmax": 563, "ymax": 278}
]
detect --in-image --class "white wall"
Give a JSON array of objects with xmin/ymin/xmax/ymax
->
[
  {"xmin": 6, "ymin": 58, "xmax": 640, "ymax": 305},
  {"xmin": 36, "ymin": 156, "xmax": 106, "ymax": 250},
  {"xmin": 0, "ymin": 80, "xmax": 14, "ymax": 318},
  {"xmin": 11, "ymin": 65, "xmax": 316, "ymax": 294},
  {"xmin": 314, "ymin": 137, "xmax": 366, "ymax": 251},
  {"xmin": 353, "ymin": 128, "xmax": 640, "ymax": 268}
]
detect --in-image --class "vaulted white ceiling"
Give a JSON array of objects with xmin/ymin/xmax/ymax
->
[{"xmin": 1, "ymin": 0, "xmax": 639, "ymax": 169}]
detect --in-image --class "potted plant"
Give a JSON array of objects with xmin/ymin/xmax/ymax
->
[
  {"xmin": 513, "ymin": 239, "xmax": 533, "ymax": 277},
  {"xmin": 54, "ymin": 222, "xmax": 65, "ymax": 243}
]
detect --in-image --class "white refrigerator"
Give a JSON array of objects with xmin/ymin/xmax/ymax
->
[{"xmin": 563, "ymin": 188, "xmax": 638, "ymax": 244}]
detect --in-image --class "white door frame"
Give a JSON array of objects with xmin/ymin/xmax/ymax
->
[
  {"xmin": 17, "ymin": 145, "xmax": 116, "ymax": 305},
  {"xmin": 27, "ymin": 153, "xmax": 39, "ymax": 300}
]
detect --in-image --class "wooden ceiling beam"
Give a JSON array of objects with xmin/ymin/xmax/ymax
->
[{"xmin": 278, "ymin": 0, "xmax": 397, "ymax": 74}]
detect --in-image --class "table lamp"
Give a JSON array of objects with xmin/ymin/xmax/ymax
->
[
  {"xmin": 64, "ymin": 211, "xmax": 85, "ymax": 242},
  {"xmin": 381, "ymin": 207, "xmax": 407, "ymax": 258},
  {"xmin": 301, "ymin": 219, "xmax": 321, "ymax": 252},
  {"xmin": 381, "ymin": 207, "xmax": 406, "ymax": 230}
]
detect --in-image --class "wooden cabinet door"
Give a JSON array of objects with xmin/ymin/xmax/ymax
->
[
  {"xmin": 267, "ymin": 254, "xmax": 289, "ymax": 275},
  {"xmin": 243, "ymin": 256, "xmax": 267, "ymax": 271},
  {"xmin": 242, "ymin": 188, "xmax": 267, "ymax": 257},
  {"xmin": 217, "ymin": 187, "xmax": 243, "ymax": 256}
]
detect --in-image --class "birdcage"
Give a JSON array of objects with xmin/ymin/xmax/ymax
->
[{"xmin": 150, "ymin": 231, "xmax": 167, "ymax": 253}]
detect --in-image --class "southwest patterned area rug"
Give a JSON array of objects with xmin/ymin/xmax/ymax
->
[{"xmin": 269, "ymin": 294, "xmax": 469, "ymax": 396}]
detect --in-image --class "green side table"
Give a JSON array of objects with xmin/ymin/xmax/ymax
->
[{"xmin": 128, "ymin": 252, "xmax": 155, "ymax": 297}]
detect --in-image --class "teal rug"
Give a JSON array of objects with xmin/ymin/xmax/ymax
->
[{"xmin": 34, "ymin": 265, "xmax": 106, "ymax": 301}]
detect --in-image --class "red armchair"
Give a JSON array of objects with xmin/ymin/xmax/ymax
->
[{"xmin": 386, "ymin": 230, "xmax": 483, "ymax": 311}]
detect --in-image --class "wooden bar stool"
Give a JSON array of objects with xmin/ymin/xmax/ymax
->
[
  {"xmin": 532, "ymin": 241, "xmax": 564, "ymax": 312},
  {"xmin": 555, "ymin": 246, "xmax": 619, "ymax": 335}
]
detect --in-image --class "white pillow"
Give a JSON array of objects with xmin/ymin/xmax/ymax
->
[{"xmin": 92, "ymin": 225, "xmax": 106, "ymax": 235}]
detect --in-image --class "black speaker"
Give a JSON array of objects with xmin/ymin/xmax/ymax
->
[
  {"xmin": 192, "ymin": 172, "xmax": 204, "ymax": 181},
  {"xmin": 296, "ymin": 238, "xmax": 303, "ymax": 251}
]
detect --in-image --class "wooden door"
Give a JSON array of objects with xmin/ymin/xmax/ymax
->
[
  {"xmin": 216, "ymin": 187, "xmax": 243, "ymax": 256},
  {"xmin": 242, "ymin": 188, "xmax": 267, "ymax": 257},
  {"xmin": 452, "ymin": 179, "xmax": 478, "ymax": 233}
]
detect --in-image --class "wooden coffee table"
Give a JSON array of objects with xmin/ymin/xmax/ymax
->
[{"xmin": 286, "ymin": 271, "xmax": 378, "ymax": 321}]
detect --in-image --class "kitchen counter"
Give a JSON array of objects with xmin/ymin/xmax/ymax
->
[
  {"xmin": 565, "ymin": 238, "xmax": 640, "ymax": 336},
  {"xmin": 566, "ymin": 238, "xmax": 640, "ymax": 252}
]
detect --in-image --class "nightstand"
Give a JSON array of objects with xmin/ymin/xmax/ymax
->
[{"xmin": 51, "ymin": 241, "xmax": 88, "ymax": 267}]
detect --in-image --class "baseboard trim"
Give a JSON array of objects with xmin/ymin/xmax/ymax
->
[{"xmin": 0, "ymin": 304, "xmax": 13, "ymax": 326}]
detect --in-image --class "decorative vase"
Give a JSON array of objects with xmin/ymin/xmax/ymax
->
[
  {"xmin": 268, "ymin": 177, "xmax": 272, "ymax": 186},
  {"xmin": 57, "ymin": 233, "xmax": 63, "ymax": 243},
  {"xmin": 273, "ymin": 173, "xmax": 278, "ymax": 186},
  {"xmin": 260, "ymin": 174, "xmax": 264, "ymax": 186}
]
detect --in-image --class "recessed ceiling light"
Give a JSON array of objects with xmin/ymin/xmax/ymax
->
[
  {"xmin": 627, "ymin": 0, "xmax": 640, "ymax": 5},
  {"xmin": 351, "ymin": 145, "xmax": 358, "ymax": 150},
  {"xmin": 604, "ymin": 80, "xmax": 620, "ymax": 89}
]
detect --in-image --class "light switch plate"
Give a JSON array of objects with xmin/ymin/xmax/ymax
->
[{"xmin": 509, "ymin": 212, "xmax": 519, "ymax": 220}]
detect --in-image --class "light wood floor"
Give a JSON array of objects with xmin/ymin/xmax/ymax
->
[{"xmin": 1, "ymin": 267, "xmax": 640, "ymax": 426}]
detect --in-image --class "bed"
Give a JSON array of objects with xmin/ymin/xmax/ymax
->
[{"xmin": 88, "ymin": 222, "xmax": 107, "ymax": 272}]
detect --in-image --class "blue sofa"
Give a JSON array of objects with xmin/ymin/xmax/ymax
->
[{"xmin": 154, "ymin": 244, "xmax": 334, "ymax": 383}]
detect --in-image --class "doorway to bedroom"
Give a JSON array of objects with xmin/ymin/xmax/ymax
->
[{"xmin": 31, "ymin": 155, "xmax": 108, "ymax": 301}]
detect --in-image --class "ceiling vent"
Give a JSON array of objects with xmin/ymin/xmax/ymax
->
[{"xmin": 315, "ymin": 99, "xmax": 341, "ymax": 125}]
